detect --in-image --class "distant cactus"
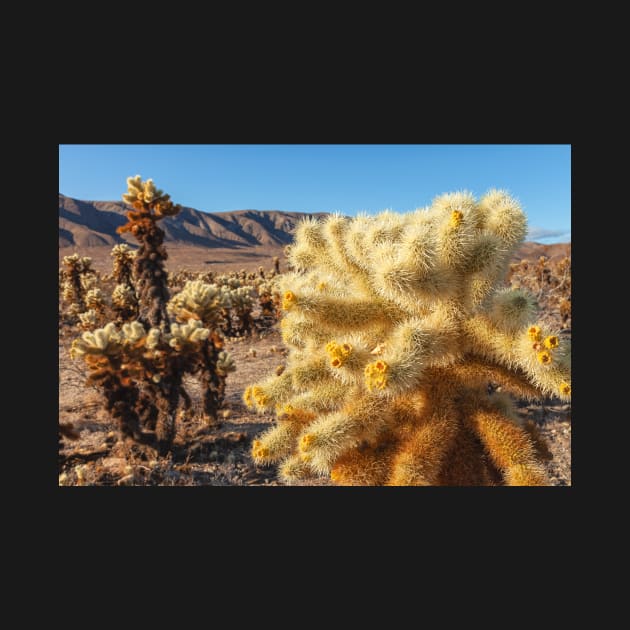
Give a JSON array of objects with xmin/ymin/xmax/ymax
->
[
  {"xmin": 247, "ymin": 190, "xmax": 571, "ymax": 486},
  {"xmin": 111, "ymin": 244, "xmax": 136, "ymax": 285},
  {"xmin": 60, "ymin": 254, "xmax": 96, "ymax": 319}
]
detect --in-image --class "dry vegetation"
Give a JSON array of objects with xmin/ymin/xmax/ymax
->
[{"xmin": 59, "ymin": 181, "xmax": 571, "ymax": 487}]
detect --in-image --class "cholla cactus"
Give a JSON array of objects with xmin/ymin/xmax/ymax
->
[
  {"xmin": 226, "ymin": 286, "xmax": 255, "ymax": 337},
  {"xmin": 272, "ymin": 256, "xmax": 280, "ymax": 274},
  {"xmin": 70, "ymin": 177, "xmax": 237, "ymax": 455},
  {"xmin": 109, "ymin": 241, "xmax": 139, "ymax": 323},
  {"xmin": 167, "ymin": 279, "xmax": 236, "ymax": 418},
  {"xmin": 257, "ymin": 280, "xmax": 278, "ymax": 316},
  {"xmin": 118, "ymin": 175, "xmax": 180, "ymax": 329},
  {"xmin": 60, "ymin": 253, "xmax": 96, "ymax": 318},
  {"xmin": 111, "ymin": 283, "xmax": 138, "ymax": 322},
  {"xmin": 168, "ymin": 280, "xmax": 229, "ymax": 329},
  {"xmin": 111, "ymin": 244, "xmax": 136, "ymax": 285},
  {"xmin": 247, "ymin": 190, "xmax": 571, "ymax": 486},
  {"xmin": 78, "ymin": 309, "xmax": 98, "ymax": 330},
  {"xmin": 85, "ymin": 287, "xmax": 105, "ymax": 313}
]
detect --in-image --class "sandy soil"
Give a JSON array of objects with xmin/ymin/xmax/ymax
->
[{"xmin": 59, "ymin": 245, "xmax": 287, "ymax": 275}]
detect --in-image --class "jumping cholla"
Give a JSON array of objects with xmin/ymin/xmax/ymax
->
[
  {"xmin": 246, "ymin": 190, "xmax": 571, "ymax": 486},
  {"xmin": 111, "ymin": 244, "xmax": 136, "ymax": 285},
  {"xmin": 70, "ymin": 176, "xmax": 236, "ymax": 454},
  {"xmin": 60, "ymin": 253, "xmax": 96, "ymax": 317}
]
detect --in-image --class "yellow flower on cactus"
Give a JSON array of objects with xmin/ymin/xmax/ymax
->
[
  {"xmin": 537, "ymin": 350, "xmax": 552, "ymax": 365},
  {"xmin": 560, "ymin": 382, "xmax": 571, "ymax": 396},
  {"xmin": 252, "ymin": 386, "xmax": 269, "ymax": 406},
  {"xmin": 326, "ymin": 340, "xmax": 353, "ymax": 368},
  {"xmin": 243, "ymin": 385, "xmax": 254, "ymax": 408},
  {"xmin": 544, "ymin": 335, "xmax": 559, "ymax": 349},
  {"xmin": 300, "ymin": 434, "xmax": 315, "ymax": 452},
  {"xmin": 252, "ymin": 439, "xmax": 270, "ymax": 459},
  {"xmin": 282, "ymin": 291, "xmax": 296, "ymax": 310},
  {"xmin": 450, "ymin": 210, "xmax": 464, "ymax": 227},
  {"xmin": 365, "ymin": 360, "xmax": 389, "ymax": 390},
  {"xmin": 528, "ymin": 325, "xmax": 542, "ymax": 341}
]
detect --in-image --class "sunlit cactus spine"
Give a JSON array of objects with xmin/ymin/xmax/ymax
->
[{"xmin": 246, "ymin": 190, "xmax": 571, "ymax": 486}]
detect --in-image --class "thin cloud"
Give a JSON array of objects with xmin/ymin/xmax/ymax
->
[{"xmin": 526, "ymin": 226, "xmax": 571, "ymax": 243}]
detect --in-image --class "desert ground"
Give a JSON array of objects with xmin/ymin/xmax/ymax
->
[
  {"xmin": 58, "ymin": 244, "xmax": 571, "ymax": 487},
  {"xmin": 59, "ymin": 245, "xmax": 286, "ymax": 275}
]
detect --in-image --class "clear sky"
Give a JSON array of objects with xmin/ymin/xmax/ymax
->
[{"xmin": 59, "ymin": 144, "xmax": 571, "ymax": 243}]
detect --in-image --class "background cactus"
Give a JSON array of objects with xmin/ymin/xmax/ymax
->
[
  {"xmin": 60, "ymin": 254, "xmax": 96, "ymax": 320},
  {"xmin": 246, "ymin": 190, "xmax": 571, "ymax": 486}
]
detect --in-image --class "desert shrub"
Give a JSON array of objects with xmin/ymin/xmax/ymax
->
[{"xmin": 246, "ymin": 190, "xmax": 571, "ymax": 486}]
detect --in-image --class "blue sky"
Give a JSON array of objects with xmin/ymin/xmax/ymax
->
[{"xmin": 59, "ymin": 144, "xmax": 571, "ymax": 243}]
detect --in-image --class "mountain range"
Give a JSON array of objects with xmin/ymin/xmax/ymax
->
[
  {"xmin": 59, "ymin": 194, "xmax": 326, "ymax": 249},
  {"xmin": 59, "ymin": 194, "xmax": 570, "ymax": 272}
]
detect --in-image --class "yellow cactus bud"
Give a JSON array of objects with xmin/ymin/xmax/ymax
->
[
  {"xmin": 528, "ymin": 325, "xmax": 542, "ymax": 341},
  {"xmin": 243, "ymin": 386, "xmax": 254, "ymax": 408},
  {"xmin": 560, "ymin": 382, "xmax": 571, "ymax": 396},
  {"xmin": 537, "ymin": 350, "xmax": 552, "ymax": 365},
  {"xmin": 544, "ymin": 335, "xmax": 559, "ymax": 349},
  {"xmin": 282, "ymin": 291, "xmax": 296, "ymax": 310},
  {"xmin": 365, "ymin": 361, "xmax": 389, "ymax": 390},
  {"xmin": 450, "ymin": 210, "xmax": 464, "ymax": 227},
  {"xmin": 300, "ymin": 434, "xmax": 315, "ymax": 452},
  {"xmin": 325, "ymin": 340, "xmax": 354, "ymax": 368},
  {"xmin": 251, "ymin": 386, "xmax": 269, "ymax": 406}
]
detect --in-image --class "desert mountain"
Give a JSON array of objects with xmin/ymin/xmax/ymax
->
[
  {"xmin": 59, "ymin": 194, "xmax": 327, "ymax": 249},
  {"xmin": 59, "ymin": 194, "xmax": 569, "ymax": 273}
]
